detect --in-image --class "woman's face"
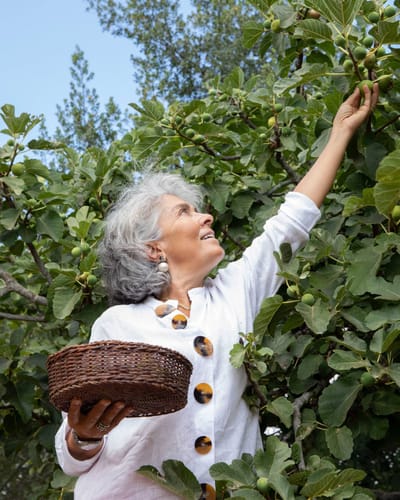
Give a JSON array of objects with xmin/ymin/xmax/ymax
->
[{"xmin": 154, "ymin": 194, "xmax": 225, "ymax": 283}]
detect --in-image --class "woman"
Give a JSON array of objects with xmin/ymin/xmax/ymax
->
[{"xmin": 55, "ymin": 84, "xmax": 378, "ymax": 499}]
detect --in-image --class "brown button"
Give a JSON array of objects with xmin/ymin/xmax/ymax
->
[
  {"xmin": 195, "ymin": 436, "xmax": 212, "ymax": 455},
  {"xmin": 193, "ymin": 336, "xmax": 213, "ymax": 356},
  {"xmin": 200, "ymin": 483, "xmax": 216, "ymax": 500},
  {"xmin": 171, "ymin": 313, "xmax": 187, "ymax": 329},
  {"xmin": 194, "ymin": 383, "xmax": 213, "ymax": 404},
  {"xmin": 155, "ymin": 303, "xmax": 176, "ymax": 318}
]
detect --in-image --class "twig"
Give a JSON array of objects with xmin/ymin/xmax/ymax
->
[
  {"xmin": 0, "ymin": 269, "xmax": 48, "ymax": 305},
  {"xmin": 275, "ymin": 152, "xmax": 301, "ymax": 183},
  {"xmin": 26, "ymin": 242, "xmax": 52, "ymax": 284},
  {"xmin": 220, "ymin": 226, "xmax": 247, "ymax": 252},
  {"xmin": 293, "ymin": 391, "xmax": 313, "ymax": 470},
  {"xmin": 0, "ymin": 311, "xmax": 46, "ymax": 322}
]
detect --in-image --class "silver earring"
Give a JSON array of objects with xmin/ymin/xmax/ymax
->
[{"xmin": 158, "ymin": 256, "xmax": 169, "ymax": 273}]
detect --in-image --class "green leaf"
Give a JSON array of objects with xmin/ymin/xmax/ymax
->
[
  {"xmin": 295, "ymin": 299, "xmax": 333, "ymax": 334},
  {"xmin": 274, "ymin": 63, "xmax": 329, "ymax": 95},
  {"xmin": 319, "ymin": 373, "xmax": 362, "ymax": 426},
  {"xmin": 298, "ymin": 354, "xmax": 323, "ymax": 380},
  {"xmin": 266, "ymin": 397, "xmax": 293, "ymax": 428},
  {"xmin": 1, "ymin": 176, "xmax": 25, "ymax": 195},
  {"xmin": 0, "ymin": 208, "xmax": 19, "ymax": 230},
  {"xmin": 370, "ymin": 20, "xmax": 400, "ymax": 44},
  {"xmin": 37, "ymin": 210, "xmax": 65, "ymax": 242},
  {"xmin": 209, "ymin": 458, "xmax": 256, "ymax": 487},
  {"xmin": 242, "ymin": 21, "xmax": 265, "ymax": 49},
  {"xmin": 52, "ymin": 285, "xmax": 82, "ymax": 319},
  {"xmin": 304, "ymin": 0, "xmax": 364, "ymax": 27},
  {"xmin": 374, "ymin": 148, "xmax": 400, "ymax": 216},
  {"xmin": 325, "ymin": 426, "xmax": 353, "ymax": 460},
  {"xmin": 327, "ymin": 350, "xmax": 370, "ymax": 371},
  {"xmin": 372, "ymin": 390, "xmax": 400, "ymax": 415},
  {"xmin": 294, "ymin": 19, "xmax": 333, "ymax": 41},
  {"xmin": 231, "ymin": 193, "xmax": 254, "ymax": 219},
  {"xmin": 370, "ymin": 328, "xmax": 400, "ymax": 354},
  {"xmin": 230, "ymin": 343, "xmax": 247, "ymax": 368},
  {"xmin": 385, "ymin": 364, "xmax": 400, "ymax": 387},
  {"xmin": 138, "ymin": 460, "xmax": 201, "ymax": 499},
  {"xmin": 254, "ymin": 436, "xmax": 294, "ymax": 477},
  {"xmin": 129, "ymin": 99, "xmax": 165, "ymax": 121},
  {"xmin": 206, "ymin": 181, "xmax": 230, "ymax": 213},
  {"xmin": 253, "ymin": 295, "xmax": 283, "ymax": 338}
]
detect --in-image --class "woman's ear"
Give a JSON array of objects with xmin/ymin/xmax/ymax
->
[{"xmin": 146, "ymin": 242, "xmax": 162, "ymax": 263}]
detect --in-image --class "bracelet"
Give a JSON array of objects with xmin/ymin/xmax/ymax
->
[{"xmin": 71, "ymin": 429, "xmax": 103, "ymax": 451}]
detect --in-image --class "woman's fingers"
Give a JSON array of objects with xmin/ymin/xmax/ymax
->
[{"xmin": 68, "ymin": 398, "xmax": 132, "ymax": 439}]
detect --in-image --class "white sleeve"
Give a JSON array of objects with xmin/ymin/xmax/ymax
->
[
  {"xmin": 55, "ymin": 414, "xmax": 107, "ymax": 476},
  {"xmin": 214, "ymin": 191, "xmax": 320, "ymax": 325}
]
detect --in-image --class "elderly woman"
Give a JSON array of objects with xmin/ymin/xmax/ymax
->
[{"xmin": 55, "ymin": 84, "xmax": 378, "ymax": 499}]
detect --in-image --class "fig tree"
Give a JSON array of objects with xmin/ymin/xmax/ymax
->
[
  {"xmin": 184, "ymin": 128, "xmax": 196, "ymax": 138},
  {"xmin": 271, "ymin": 19, "xmax": 281, "ymax": 32},
  {"xmin": 364, "ymin": 52, "xmax": 376, "ymax": 69},
  {"xmin": 367, "ymin": 11, "xmax": 380, "ymax": 23},
  {"xmin": 335, "ymin": 35, "xmax": 347, "ymax": 48},
  {"xmin": 391, "ymin": 205, "xmax": 400, "ymax": 222},
  {"xmin": 343, "ymin": 59, "xmax": 354, "ymax": 72},
  {"xmin": 360, "ymin": 372, "xmax": 375, "ymax": 387},
  {"xmin": 287, "ymin": 285, "xmax": 299, "ymax": 298},
  {"xmin": 357, "ymin": 79, "xmax": 373, "ymax": 96},
  {"xmin": 301, "ymin": 293, "xmax": 315, "ymax": 305},
  {"xmin": 80, "ymin": 242, "xmax": 90, "ymax": 254},
  {"xmin": 11, "ymin": 163, "xmax": 24, "ymax": 176},
  {"xmin": 192, "ymin": 134, "xmax": 205, "ymax": 144},
  {"xmin": 384, "ymin": 5, "xmax": 396, "ymax": 18},
  {"xmin": 87, "ymin": 274, "xmax": 98, "ymax": 286},
  {"xmin": 362, "ymin": 35, "xmax": 374, "ymax": 48},
  {"xmin": 354, "ymin": 46, "xmax": 368, "ymax": 60},
  {"xmin": 71, "ymin": 246, "xmax": 82, "ymax": 257},
  {"xmin": 307, "ymin": 9, "xmax": 321, "ymax": 19},
  {"xmin": 256, "ymin": 477, "xmax": 270, "ymax": 493}
]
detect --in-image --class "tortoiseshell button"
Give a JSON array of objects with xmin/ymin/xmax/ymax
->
[
  {"xmin": 194, "ymin": 436, "xmax": 212, "ymax": 455},
  {"xmin": 171, "ymin": 313, "xmax": 187, "ymax": 329},
  {"xmin": 200, "ymin": 483, "xmax": 216, "ymax": 500},
  {"xmin": 155, "ymin": 303, "xmax": 176, "ymax": 318},
  {"xmin": 194, "ymin": 383, "xmax": 213, "ymax": 404},
  {"xmin": 193, "ymin": 336, "xmax": 213, "ymax": 356}
]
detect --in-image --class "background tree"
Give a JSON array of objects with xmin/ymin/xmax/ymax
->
[
  {"xmin": 52, "ymin": 46, "xmax": 128, "ymax": 152},
  {"xmin": 0, "ymin": 0, "xmax": 400, "ymax": 498},
  {"xmin": 84, "ymin": 0, "xmax": 262, "ymax": 101}
]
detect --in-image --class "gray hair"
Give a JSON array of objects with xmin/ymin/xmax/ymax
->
[{"xmin": 98, "ymin": 172, "xmax": 204, "ymax": 305}]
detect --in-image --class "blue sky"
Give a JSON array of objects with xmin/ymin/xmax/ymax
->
[{"xmin": 1, "ymin": 0, "xmax": 135, "ymax": 138}]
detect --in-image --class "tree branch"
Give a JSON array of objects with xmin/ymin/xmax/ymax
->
[
  {"xmin": 293, "ymin": 390, "xmax": 313, "ymax": 470},
  {"xmin": 26, "ymin": 242, "xmax": 52, "ymax": 284},
  {"xmin": 275, "ymin": 152, "xmax": 301, "ymax": 184},
  {"xmin": 0, "ymin": 269, "xmax": 48, "ymax": 305},
  {"xmin": 0, "ymin": 311, "xmax": 46, "ymax": 322}
]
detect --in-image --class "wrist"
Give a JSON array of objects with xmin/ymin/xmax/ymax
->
[{"xmin": 70, "ymin": 429, "xmax": 103, "ymax": 451}]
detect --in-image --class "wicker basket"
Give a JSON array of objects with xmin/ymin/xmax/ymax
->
[{"xmin": 47, "ymin": 340, "xmax": 193, "ymax": 417}]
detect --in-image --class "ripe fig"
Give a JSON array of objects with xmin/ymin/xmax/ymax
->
[
  {"xmin": 271, "ymin": 19, "xmax": 281, "ymax": 32},
  {"xmin": 391, "ymin": 205, "xmax": 400, "ymax": 222},
  {"xmin": 301, "ymin": 293, "xmax": 315, "ymax": 305},
  {"xmin": 357, "ymin": 79, "xmax": 373, "ymax": 96},
  {"xmin": 354, "ymin": 46, "xmax": 368, "ymax": 61}
]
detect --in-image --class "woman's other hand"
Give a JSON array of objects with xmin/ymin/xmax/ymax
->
[
  {"xmin": 66, "ymin": 398, "xmax": 132, "ymax": 459},
  {"xmin": 332, "ymin": 82, "xmax": 379, "ymax": 137}
]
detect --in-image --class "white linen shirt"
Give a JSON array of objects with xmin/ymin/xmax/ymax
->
[{"xmin": 55, "ymin": 191, "xmax": 320, "ymax": 499}]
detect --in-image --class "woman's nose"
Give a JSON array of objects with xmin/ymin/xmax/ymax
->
[{"xmin": 197, "ymin": 212, "xmax": 213, "ymax": 225}]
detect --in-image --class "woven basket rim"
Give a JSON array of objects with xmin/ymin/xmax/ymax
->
[{"xmin": 47, "ymin": 340, "xmax": 193, "ymax": 417}]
